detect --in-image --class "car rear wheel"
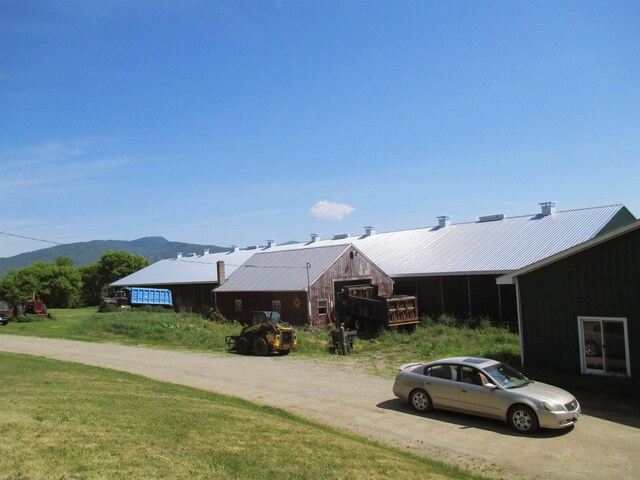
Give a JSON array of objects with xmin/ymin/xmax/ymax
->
[
  {"xmin": 508, "ymin": 405, "xmax": 539, "ymax": 434},
  {"xmin": 409, "ymin": 389, "xmax": 433, "ymax": 413}
]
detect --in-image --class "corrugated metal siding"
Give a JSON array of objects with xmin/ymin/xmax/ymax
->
[
  {"xmin": 113, "ymin": 204, "xmax": 629, "ymax": 288},
  {"xmin": 215, "ymin": 245, "xmax": 351, "ymax": 292},
  {"xmin": 267, "ymin": 204, "xmax": 627, "ymax": 276},
  {"xmin": 111, "ymin": 249, "xmax": 259, "ymax": 286}
]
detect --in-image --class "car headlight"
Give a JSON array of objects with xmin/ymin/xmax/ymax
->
[{"xmin": 542, "ymin": 402, "xmax": 566, "ymax": 412}]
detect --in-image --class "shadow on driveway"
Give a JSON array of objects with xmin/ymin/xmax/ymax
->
[{"xmin": 376, "ymin": 398, "xmax": 575, "ymax": 438}]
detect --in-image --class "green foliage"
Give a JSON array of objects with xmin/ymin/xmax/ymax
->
[
  {"xmin": 71, "ymin": 309, "xmax": 239, "ymax": 350},
  {"xmin": 55, "ymin": 256, "xmax": 74, "ymax": 267},
  {"xmin": 0, "ymin": 261, "xmax": 82, "ymax": 308},
  {"xmin": 96, "ymin": 250, "xmax": 150, "ymax": 287},
  {"xmin": 79, "ymin": 263, "xmax": 102, "ymax": 306}
]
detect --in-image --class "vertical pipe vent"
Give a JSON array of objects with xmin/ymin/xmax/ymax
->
[
  {"xmin": 310, "ymin": 233, "xmax": 320, "ymax": 243},
  {"xmin": 364, "ymin": 226, "xmax": 376, "ymax": 236},
  {"xmin": 539, "ymin": 202, "xmax": 557, "ymax": 216},
  {"xmin": 437, "ymin": 216, "xmax": 451, "ymax": 228}
]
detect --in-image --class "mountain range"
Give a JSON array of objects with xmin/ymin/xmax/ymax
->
[{"xmin": 0, "ymin": 237, "xmax": 230, "ymax": 277}]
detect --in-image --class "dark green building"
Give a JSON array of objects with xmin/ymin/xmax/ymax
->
[{"xmin": 498, "ymin": 220, "xmax": 640, "ymax": 378}]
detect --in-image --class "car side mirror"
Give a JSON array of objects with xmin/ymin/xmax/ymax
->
[{"xmin": 484, "ymin": 383, "xmax": 498, "ymax": 390}]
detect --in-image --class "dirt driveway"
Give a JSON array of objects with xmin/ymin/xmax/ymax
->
[{"xmin": 1, "ymin": 335, "xmax": 638, "ymax": 479}]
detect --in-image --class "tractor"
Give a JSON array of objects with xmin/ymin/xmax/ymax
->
[{"xmin": 225, "ymin": 311, "xmax": 298, "ymax": 356}]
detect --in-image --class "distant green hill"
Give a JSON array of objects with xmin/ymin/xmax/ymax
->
[{"xmin": 0, "ymin": 237, "xmax": 229, "ymax": 277}]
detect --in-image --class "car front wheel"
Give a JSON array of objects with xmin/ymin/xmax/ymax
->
[
  {"xmin": 409, "ymin": 389, "xmax": 433, "ymax": 413},
  {"xmin": 508, "ymin": 405, "xmax": 539, "ymax": 434}
]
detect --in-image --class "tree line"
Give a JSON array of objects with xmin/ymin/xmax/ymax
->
[{"xmin": 0, "ymin": 251, "xmax": 150, "ymax": 308}]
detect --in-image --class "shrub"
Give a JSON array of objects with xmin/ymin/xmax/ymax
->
[{"xmin": 435, "ymin": 313, "xmax": 457, "ymax": 327}]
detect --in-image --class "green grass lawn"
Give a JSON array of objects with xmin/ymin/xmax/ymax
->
[{"xmin": 0, "ymin": 353, "xmax": 484, "ymax": 480}]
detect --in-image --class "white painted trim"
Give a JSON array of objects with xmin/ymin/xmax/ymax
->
[
  {"xmin": 515, "ymin": 277, "xmax": 525, "ymax": 367},
  {"xmin": 578, "ymin": 316, "xmax": 630, "ymax": 377}
]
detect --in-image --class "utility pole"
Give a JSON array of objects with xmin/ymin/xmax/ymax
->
[{"xmin": 306, "ymin": 262, "xmax": 312, "ymax": 327}]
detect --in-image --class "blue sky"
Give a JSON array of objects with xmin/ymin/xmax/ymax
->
[{"xmin": 1, "ymin": 0, "xmax": 639, "ymax": 258}]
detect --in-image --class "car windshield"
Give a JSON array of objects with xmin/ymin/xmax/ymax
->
[{"xmin": 483, "ymin": 363, "xmax": 530, "ymax": 389}]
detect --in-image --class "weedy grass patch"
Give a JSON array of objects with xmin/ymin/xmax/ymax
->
[
  {"xmin": 0, "ymin": 353, "xmax": 484, "ymax": 480},
  {"xmin": 2, "ymin": 308, "xmax": 521, "ymax": 377}
]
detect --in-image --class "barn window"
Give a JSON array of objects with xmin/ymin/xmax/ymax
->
[
  {"xmin": 317, "ymin": 299, "xmax": 328, "ymax": 315},
  {"xmin": 234, "ymin": 299, "xmax": 242, "ymax": 313},
  {"xmin": 272, "ymin": 300, "xmax": 281, "ymax": 313}
]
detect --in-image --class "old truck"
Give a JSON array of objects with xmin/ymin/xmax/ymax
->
[
  {"xmin": 0, "ymin": 300, "xmax": 12, "ymax": 325},
  {"xmin": 225, "ymin": 311, "xmax": 298, "ymax": 356},
  {"xmin": 336, "ymin": 284, "xmax": 419, "ymax": 335},
  {"xmin": 100, "ymin": 287, "xmax": 173, "ymax": 310}
]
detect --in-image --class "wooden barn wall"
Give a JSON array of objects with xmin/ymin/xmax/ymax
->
[
  {"xmin": 216, "ymin": 291, "xmax": 309, "ymax": 325},
  {"xmin": 215, "ymin": 246, "xmax": 393, "ymax": 327},
  {"xmin": 309, "ymin": 247, "xmax": 393, "ymax": 326},
  {"xmin": 519, "ymin": 227, "xmax": 640, "ymax": 375},
  {"xmin": 393, "ymin": 275, "xmax": 517, "ymax": 325}
]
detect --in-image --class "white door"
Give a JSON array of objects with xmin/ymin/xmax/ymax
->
[{"xmin": 579, "ymin": 317, "xmax": 630, "ymax": 377}]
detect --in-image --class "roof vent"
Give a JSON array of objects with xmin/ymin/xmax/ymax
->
[
  {"xmin": 177, "ymin": 252, "xmax": 183, "ymax": 259},
  {"xmin": 266, "ymin": 239, "xmax": 276, "ymax": 248},
  {"xmin": 246, "ymin": 245, "xmax": 258, "ymax": 250},
  {"xmin": 479, "ymin": 214, "xmax": 505, "ymax": 222},
  {"xmin": 332, "ymin": 233, "xmax": 349, "ymax": 240},
  {"xmin": 310, "ymin": 233, "xmax": 320, "ymax": 243},
  {"xmin": 539, "ymin": 201, "xmax": 556, "ymax": 216},
  {"xmin": 188, "ymin": 253, "xmax": 197, "ymax": 257},
  {"xmin": 204, "ymin": 249, "xmax": 210, "ymax": 255},
  {"xmin": 437, "ymin": 216, "xmax": 451, "ymax": 228},
  {"xmin": 231, "ymin": 245, "xmax": 239, "ymax": 252},
  {"xmin": 364, "ymin": 226, "xmax": 376, "ymax": 237}
]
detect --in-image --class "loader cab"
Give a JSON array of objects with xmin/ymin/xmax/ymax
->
[{"xmin": 250, "ymin": 311, "xmax": 281, "ymax": 326}]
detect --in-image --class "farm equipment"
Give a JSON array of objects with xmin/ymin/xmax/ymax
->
[
  {"xmin": 100, "ymin": 287, "xmax": 173, "ymax": 310},
  {"xmin": 330, "ymin": 325, "xmax": 358, "ymax": 355},
  {"xmin": 225, "ymin": 311, "xmax": 298, "ymax": 356},
  {"xmin": 337, "ymin": 284, "xmax": 419, "ymax": 336},
  {"xmin": 15, "ymin": 298, "xmax": 51, "ymax": 318}
]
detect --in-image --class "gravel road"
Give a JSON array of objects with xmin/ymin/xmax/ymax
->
[{"xmin": 1, "ymin": 335, "xmax": 638, "ymax": 479}]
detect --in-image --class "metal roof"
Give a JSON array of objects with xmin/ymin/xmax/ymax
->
[
  {"xmin": 112, "ymin": 204, "xmax": 631, "ymax": 287},
  {"xmin": 111, "ymin": 248, "xmax": 260, "ymax": 287},
  {"xmin": 265, "ymin": 204, "xmax": 629, "ymax": 276},
  {"xmin": 497, "ymin": 218, "xmax": 640, "ymax": 285},
  {"xmin": 214, "ymin": 244, "xmax": 352, "ymax": 292}
]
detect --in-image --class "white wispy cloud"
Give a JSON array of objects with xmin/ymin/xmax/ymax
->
[
  {"xmin": 310, "ymin": 201, "xmax": 355, "ymax": 221},
  {"xmin": 0, "ymin": 140, "xmax": 130, "ymax": 191}
]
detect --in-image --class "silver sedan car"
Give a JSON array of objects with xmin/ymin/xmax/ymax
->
[{"xmin": 392, "ymin": 357, "xmax": 581, "ymax": 434}]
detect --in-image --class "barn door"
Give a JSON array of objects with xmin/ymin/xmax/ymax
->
[{"xmin": 578, "ymin": 317, "xmax": 630, "ymax": 377}]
